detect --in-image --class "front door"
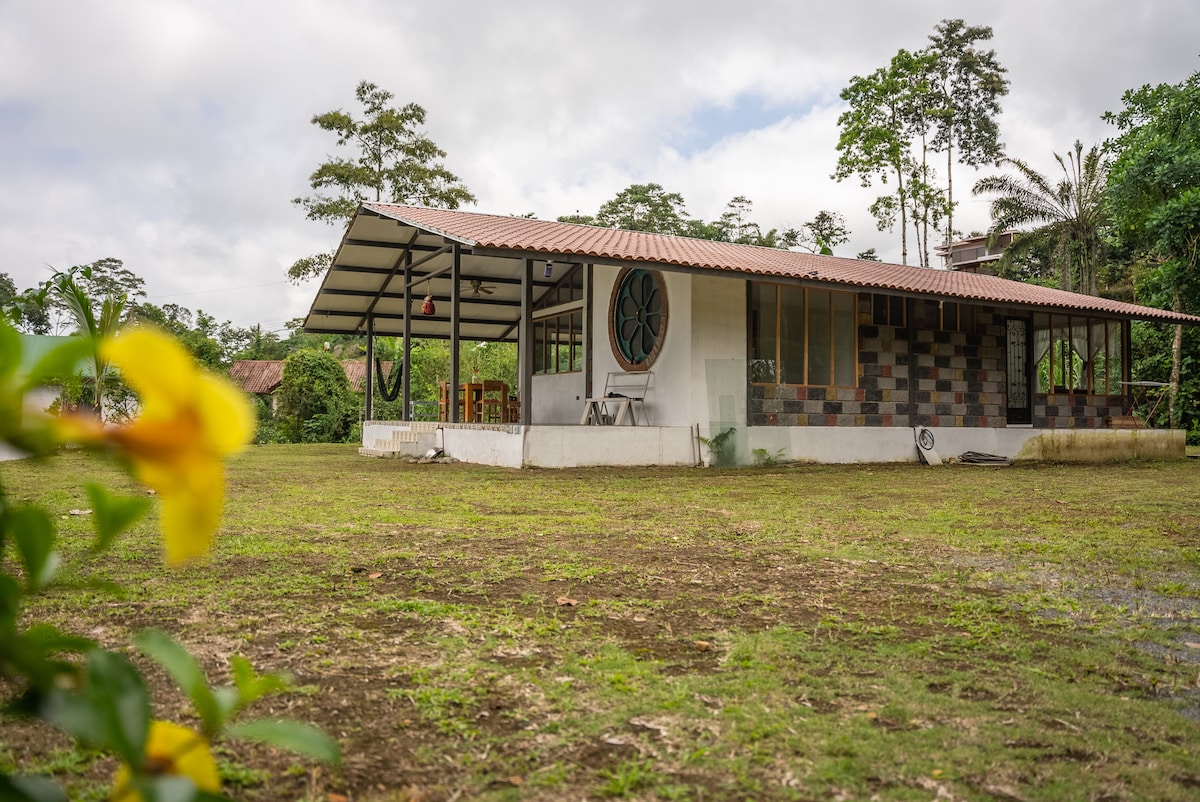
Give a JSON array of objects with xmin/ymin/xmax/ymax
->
[{"xmin": 1005, "ymin": 318, "xmax": 1032, "ymax": 425}]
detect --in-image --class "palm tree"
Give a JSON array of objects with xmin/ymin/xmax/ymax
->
[
  {"xmin": 48, "ymin": 269, "xmax": 126, "ymax": 418},
  {"xmin": 972, "ymin": 141, "xmax": 1109, "ymax": 295}
]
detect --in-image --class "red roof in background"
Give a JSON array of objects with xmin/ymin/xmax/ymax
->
[
  {"xmin": 229, "ymin": 361, "xmax": 282, "ymax": 394},
  {"xmin": 365, "ymin": 203, "xmax": 1200, "ymax": 325},
  {"xmin": 229, "ymin": 360, "xmax": 392, "ymax": 394}
]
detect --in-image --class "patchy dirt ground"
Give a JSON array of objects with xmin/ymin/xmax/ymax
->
[{"xmin": 4, "ymin": 451, "xmax": 1200, "ymax": 801}]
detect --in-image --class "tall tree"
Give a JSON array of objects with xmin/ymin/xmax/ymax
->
[
  {"xmin": 0, "ymin": 273, "xmax": 45, "ymax": 333},
  {"xmin": 786, "ymin": 210, "xmax": 851, "ymax": 255},
  {"xmin": 289, "ymin": 81, "xmax": 476, "ymax": 282},
  {"xmin": 716, "ymin": 196, "xmax": 763, "ymax": 244},
  {"xmin": 834, "ymin": 49, "xmax": 936, "ymax": 265},
  {"xmin": 68, "ymin": 257, "xmax": 146, "ymax": 307},
  {"xmin": 926, "ymin": 19, "xmax": 1009, "ymax": 250},
  {"xmin": 973, "ymin": 141, "xmax": 1109, "ymax": 295},
  {"xmin": 0, "ymin": 273, "xmax": 15, "ymax": 308},
  {"xmin": 594, "ymin": 183, "xmax": 690, "ymax": 235},
  {"xmin": 1106, "ymin": 70, "xmax": 1200, "ymax": 428}
]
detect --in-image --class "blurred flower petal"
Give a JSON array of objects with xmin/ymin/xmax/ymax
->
[
  {"xmin": 60, "ymin": 327, "xmax": 254, "ymax": 565},
  {"xmin": 111, "ymin": 720, "xmax": 221, "ymax": 801}
]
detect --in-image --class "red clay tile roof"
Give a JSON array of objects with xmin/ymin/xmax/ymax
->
[
  {"xmin": 365, "ymin": 203, "xmax": 1200, "ymax": 324},
  {"xmin": 229, "ymin": 360, "xmax": 283, "ymax": 394},
  {"xmin": 229, "ymin": 360, "xmax": 393, "ymax": 394}
]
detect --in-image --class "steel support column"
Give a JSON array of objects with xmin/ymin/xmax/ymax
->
[
  {"xmin": 449, "ymin": 244, "xmax": 462, "ymax": 422},
  {"xmin": 365, "ymin": 315, "xmax": 374, "ymax": 422},
  {"xmin": 519, "ymin": 258, "xmax": 534, "ymax": 425},
  {"xmin": 402, "ymin": 249, "xmax": 412, "ymax": 420}
]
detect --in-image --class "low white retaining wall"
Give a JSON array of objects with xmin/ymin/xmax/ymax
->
[
  {"xmin": 362, "ymin": 421, "xmax": 1185, "ymax": 468},
  {"xmin": 360, "ymin": 421, "xmax": 697, "ymax": 468},
  {"xmin": 742, "ymin": 426, "xmax": 1184, "ymax": 464}
]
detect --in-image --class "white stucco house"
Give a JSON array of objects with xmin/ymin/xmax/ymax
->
[{"xmin": 302, "ymin": 204, "xmax": 1199, "ymax": 467}]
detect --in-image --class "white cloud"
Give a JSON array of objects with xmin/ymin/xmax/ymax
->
[{"xmin": 1, "ymin": 0, "xmax": 1197, "ymax": 327}]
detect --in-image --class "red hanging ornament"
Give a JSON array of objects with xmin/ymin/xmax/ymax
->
[{"xmin": 421, "ymin": 294, "xmax": 436, "ymax": 315}]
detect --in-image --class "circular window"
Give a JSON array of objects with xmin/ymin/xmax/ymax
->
[{"xmin": 608, "ymin": 268, "xmax": 668, "ymax": 371}]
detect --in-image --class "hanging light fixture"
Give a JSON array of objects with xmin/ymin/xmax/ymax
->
[
  {"xmin": 416, "ymin": 277, "xmax": 436, "ymax": 315},
  {"xmin": 544, "ymin": 260, "xmax": 554, "ymax": 278}
]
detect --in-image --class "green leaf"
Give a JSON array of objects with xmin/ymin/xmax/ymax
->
[
  {"xmin": 0, "ymin": 774, "xmax": 69, "ymax": 802},
  {"xmin": 41, "ymin": 649, "xmax": 150, "ymax": 767},
  {"xmin": 19, "ymin": 337, "xmax": 92, "ymax": 391},
  {"xmin": 212, "ymin": 687, "xmax": 239, "ymax": 721},
  {"xmin": 22, "ymin": 623, "xmax": 96, "ymax": 655},
  {"xmin": 226, "ymin": 718, "xmax": 340, "ymax": 765},
  {"xmin": 9, "ymin": 506, "xmax": 59, "ymax": 590},
  {"xmin": 0, "ymin": 573, "xmax": 21, "ymax": 629},
  {"xmin": 0, "ymin": 321, "xmax": 20, "ymax": 384},
  {"xmin": 230, "ymin": 655, "xmax": 290, "ymax": 707},
  {"xmin": 134, "ymin": 630, "xmax": 222, "ymax": 737},
  {"xmin": 85, "ymin": 484, "xmax": 150, "ymax": 552},
  {"xmin": 0, "ymin": 625, "xmax": 90, "ymax": 710}
]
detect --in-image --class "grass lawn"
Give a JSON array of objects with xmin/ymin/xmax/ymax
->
[{"xmin": 2, "ymin": 445, "xmax": 1199, "ymax": 801}]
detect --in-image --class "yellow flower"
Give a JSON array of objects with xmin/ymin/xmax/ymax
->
[
  {"xmin": 61, "ymin": 326, "xmax": 254, "ymax": 564},
  {"xmin": 110, "ymin": 720, "xmax": 221, "ymax": 801}
]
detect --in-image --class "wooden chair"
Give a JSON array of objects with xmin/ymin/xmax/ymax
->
[
  {"xmin": 475, "ymin": 380, "xmax": 508, "ymax": 423},
  {"xmin": 503, "ymin": 395, "xmax": 521, "ymax": 424},
  {"xmin": 437, "ymin": 381, "xmax": 464, "ymax": 422}
]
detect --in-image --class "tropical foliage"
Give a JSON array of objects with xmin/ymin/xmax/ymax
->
[
  {"xmin": 289, "ymin": 80, "xmax": 476, "ymax": 282},
  {"xmin": 275, "ymin": 349, "xmax": 358, "ymax": 443},
  {"xmin": 1106, "ymin": 69, "xmax": 1200, "ymax": 429},
  {"xmin": 973, "ymin": 140, "xmax": 1110, "ymax": 295}
]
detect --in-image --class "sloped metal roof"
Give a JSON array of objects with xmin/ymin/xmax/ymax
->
[{"xmin": 302, "ymin": 203, "xmax": 1200, "ymax": 338}]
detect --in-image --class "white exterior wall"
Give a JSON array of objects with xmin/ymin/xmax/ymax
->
[
  {"xmin": 689, "ymin": 273, "xmax": 749, "ymax": 458},
  {"xmin": 523, "ymin": 425, "xmax": 697, "ymax": 467},
  {"xmin": 585, "ymin": 268, "xmax": 749, "ymax": 459},
  {"xmin": 531, "ymin": 371, "xmax": 586, "ymax": 424},
  {"xmin": 589, "ymin": 267, "xmax": 696, "ymax": 426}
]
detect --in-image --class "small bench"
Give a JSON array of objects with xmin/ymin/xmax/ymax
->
[
  {"xmin": 1105, "ymin": 415, "xmax": 1144, "ymax": 430},
  {"xmin": 581, "ymin": 371, "xmax": 652, "ymax": 425}
]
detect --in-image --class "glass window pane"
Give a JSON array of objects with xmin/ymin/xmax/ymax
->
[
  {"xmin": 1051, "ymin": 315, "xmax": 1070, "ymax": 391},
  {"xmin": 556, "ymin": 318, "xmax": 570, "ymax": 372},
  {"xmin": 1108, "ymin": 321, "xmax": 1124, "ymax": 394},
  {"xmin": 833, "ymin": 292, "xmax": 856, "ymax": 386},
  {"xmin": 807, "ymin": 290, "xmax": 832, "ymax": 386},
  {"xmin": 1070, "ymin": 317, "xmax": 1088, "ymax": 390},
  {"xmin": 1033, "ymin": 313, "xmax": 1051, "ymax": 393},
  {"xmin": 780, "ymin": 286, "xmax": 806, "ymax": 384},
  {"xmin": 534, "ymin": 321, "xmax": 546, "ymax": 374},
  {"xmin": 1090, "ymin": 319, "xmax": 1106, "ymax": 394},
  {"xmin": 943, "ymin": 302, "xmax": 958, "ymax": 331},
  {"xmin": 750, "ymin": 283, "xmax": 778, "ymax": 382},
  {"xmin": 889, "ymin": 295, "xmax": 905, "ymax": 327},
  {"xmin": 571, "ymin": 311, "xmax": 583, "ymax": 372}
]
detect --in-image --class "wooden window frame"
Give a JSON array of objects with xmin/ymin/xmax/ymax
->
[{"xmin": 751, "ymin": 283, "xmax": 858, "ymax": 388}]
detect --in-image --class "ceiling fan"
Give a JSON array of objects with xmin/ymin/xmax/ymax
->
[{"xmin": 464, "ymin": 279, "xmax": 496, "ymax": 297}]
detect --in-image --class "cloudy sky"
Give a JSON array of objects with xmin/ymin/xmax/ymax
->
[{"xmin": 2, "ymin": 0, "xmax": 1197, "ymax": 332}]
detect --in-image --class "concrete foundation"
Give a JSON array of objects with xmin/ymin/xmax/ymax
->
[{"xmin": 362, "ymin": 420, "xmax": 1184, "ymax": 468}]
